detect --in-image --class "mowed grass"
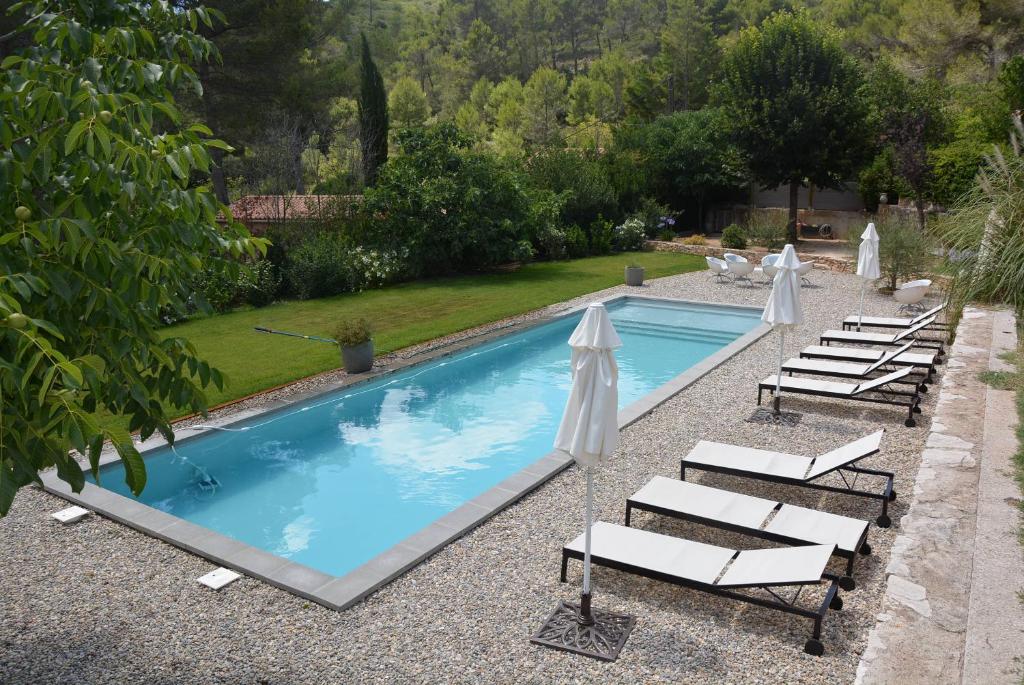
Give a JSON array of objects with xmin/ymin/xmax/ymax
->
[{"xmin": 163, "ymin": 252, "xmax": 704, "ymax": 415}]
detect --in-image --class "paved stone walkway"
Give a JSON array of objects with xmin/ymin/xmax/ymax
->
[{"xmin": 856, "ymin": 307, "xmax": 1024, "ymax": 684}]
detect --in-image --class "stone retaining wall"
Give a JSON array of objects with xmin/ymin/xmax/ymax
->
[{"xmin": 645, "ymin": 240, "xmax": 855, "ymax": 273}]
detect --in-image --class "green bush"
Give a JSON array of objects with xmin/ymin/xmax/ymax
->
[
  {"xmin": 613, "ymin": 217, "xmax": 647, "ymax": 251},
  {"xmin": 745, "ymin": 216, "xmax": 787, "ymax": 250},
  {"xmin": 333, "ymin": 317, "xmax": 373, "ymax": 347},
  {"xmin": 192, "ymin": 267, "xmax": 242, "ymax": 313},
  {"xmin": 634, "ymin": 196, "xmax": 673, "ymax": 237},
  {"xmin": 858, "ymin": 149, "xmax": 908, "ymax": 212},
  {"xmin": 565, "ymin": 225, "xmax": 589, "ymax": 258},
  {"xmin": 361, "ymin": 124, "xmax": 532, "ymax": 276},
  {"xmin": 588, "ymin": 217, "xmax": 615, "ymax": 255},
  {"xmin": 877, "ymin": 218, "xmax": 936, "ymax": 291},
  {"xmin": 527, "ymin": 149, "xmax": 620, "ymax": 228},
  {"xmin": 720, "ymin": 224, "xmax": 748, "ymax": 249},
  {"xmin": 239, "ymin": 260, "xmax": 282, "ymax": 308},
  {"xmin": 286, "ymin": 233, "xmax": 354, "ymax": 300},
  {"xmin": 658, "ymin": 229, "xmax": 676, "ymax": 242}
]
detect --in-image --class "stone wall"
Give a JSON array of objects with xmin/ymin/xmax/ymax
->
[{"xmin": 646, "ymin": 240, "xmax": 855, "ymax": 273}]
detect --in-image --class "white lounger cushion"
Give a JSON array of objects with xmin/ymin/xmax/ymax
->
[
  {"xmin": 631, "ymin": 477, "xmax": 868, "ymax": 553},
  {"xmin": 685, "ymin": 441, "xmax": 812, "ymax": 479},
  {"xmin": 783, "ymin": 357, "xmax": 872, "ymax": 376},
  {"xmin": 685, "ymin": 430, "xmax": 884, "ymax": 482},
  {"xmin": 717, "ymin": 544, "xmax": 835, "ymax": 588},
  {"xmin": 841, "ymin": 303, "xmax": 946, "ymax": 329},
  {"xmin": 862, "ymin": 341, "xmax": 915, "ymax": 374},
  {"xmin": 631, "ymin": 477, "xmax": 779, "ymax": 529},
  {"xmin": 766, "ymin": 505, "xmax": 866, "ymax": 554},
  {"xmin": 568, "ymin": 522, "xmax": 834, "ymax": 589},
  {"xmin": 853, "ymin": 367, "xmax": 912, "ymax": 394},
  {"xmin": 762, "ymin": 374, "xmax": 856, "ymax": 396},
  {"xmin": 824, "ymin": 316, "xmax": 937, "ymax": 344},
  {"xmin": 567, "ymin": 521, "xmax": 734, "ymax": 584},
  {"xmin": 805, "ymin": 429, "xmax": 885, "ymax": 478},
  {"xmin": 802, "ymin": 345, "xmax": 936, "ymax": 367}
]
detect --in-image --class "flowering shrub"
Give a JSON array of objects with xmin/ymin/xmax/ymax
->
[
  {"xmin": 613, "ymin": 217, "xmax": 647, "ymax": 251},
  {"xmin": 347, "ymin": 246, "xmax": 408, "ymax": 290}
]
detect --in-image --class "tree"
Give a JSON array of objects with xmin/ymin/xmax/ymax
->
[
  {"xmin": 659, "ymin": 0, "xmax": 719, "ymax": 111},
  {"xmin": 717, "ymin": 11, "xmax": 869, "ymax": 243},
  {"xmin": 567, "ymin": 76, "xmax": 616, "ymax": 125},
  {"xmin": 1000, "ymin": 55, "xmax": 1024, "ymax": 114},
  {"xmin": 389, "ymin": 76, "xmax": 431, "ymax": 129},
  {"xmin": 185, "ymin": 0, "xmax": 334, "ymax": 203},
  {"xmin": 0, "ymin": 1, "xmax": 264, "ymax": 515},
  {"xmin": 863, "ymin": 59, "xmax": 948, "ymax": 228},
  {"xmin": 359, "ymin": 33, "xmax": 389, "ymax": 186},
  {"xmin": 631, "ymin": 109, "xmax": 746, "ymax": 229},
  {"xmin": 522, "ymin": 67, "xmax": 567, "ymax": 146}
]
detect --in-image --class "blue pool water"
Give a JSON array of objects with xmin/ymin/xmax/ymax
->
[{"xmin": 95, "ymin": 298, "xmax": 760, "ymax": 577}]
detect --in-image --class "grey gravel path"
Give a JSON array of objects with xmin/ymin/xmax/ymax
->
[{"xmin": 0, "ymin": 267, "xmax": 943, "ymax": 684}]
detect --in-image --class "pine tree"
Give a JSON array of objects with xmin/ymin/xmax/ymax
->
[{"xmin": 359, "ymin": 33, "xmax": 389, "ymax": 187}]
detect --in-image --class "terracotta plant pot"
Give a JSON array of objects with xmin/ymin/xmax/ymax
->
[
  {"xmin": 624, "ymin": 266, "xmax": 645, "ymax": 286},
  {"xmin": 340, "ymin": 340, "xmax": 374, "ymax": 373}
]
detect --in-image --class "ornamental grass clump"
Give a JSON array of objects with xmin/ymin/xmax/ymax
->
[
  {"xmin": 333, "ymin": 318, "xmax": 373, "ymax": 348},
  {"xmin": 934, "ymin": 115, "xmax": 1024, "ymax": 328}
]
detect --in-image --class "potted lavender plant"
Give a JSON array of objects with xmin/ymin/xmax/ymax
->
[{"xmin": 334, "ymin": 318, "xmax": 374, "ymax": 373}]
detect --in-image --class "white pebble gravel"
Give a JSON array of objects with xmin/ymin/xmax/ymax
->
[{"xmin": 0, "ymin": 267, "xmax": 941, "ymax": 684}]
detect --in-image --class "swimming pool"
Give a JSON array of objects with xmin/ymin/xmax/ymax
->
[{"xmin": 73, "ymin": 296, "xmax": 764, "ymax": 605}]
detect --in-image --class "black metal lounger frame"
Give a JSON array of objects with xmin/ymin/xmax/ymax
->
[
  {"xmin": 782, "ymin": 362, "xmax": 932, "ymax": 393},
  {"xmin": 679, "ymin": 453, "xmax": 897, "ymax": 528},
  {"xmin": 841, "ymin": 319, "xmax": 950, "ymax": 332},
  {"xmin": 560, "ymin": 546, "xmax": 844, "ymax": 656},
  {"xmin": 623, "ymin": 497, "xmax": 870, "ymax": 588},
  {"xmin": 820, "ymin": 332, "xmax": 946, "ymax": 360},
  {"xmin": 799, "ymin": 348, "xmax": 938, "ymax": 382},
  {"xmin": 757, "ymin": 376, "xmax": 923, "ymax": 428}
]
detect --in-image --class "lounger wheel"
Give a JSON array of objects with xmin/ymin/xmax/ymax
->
[
  {"xmin": 919, "ymin": 384, "xmax": 928, "ymax": 393},
  {"xmin": 913, "ymin": 405, "xmax": 922, "ymax": 414},
  {"xmin": 804, "ymin": 638, "xmax": 825, "ymax": 656},
  {"xmin": 888, "ymin": 490, "xmax": 897, "ymax": 502},
  {"xmin": 838, "ymin": 576, "xmax": 856, "ymax": 592},
  {"xmin": 859, "ymin": 542, "xmax": 872, "ymax": 556},
  {"xmin": 830, "ymin": 594, "xmax": 845, "ymax": 610},
  {"xmin": 905, "ymin": 417, "xmax": 916, "ymax": 427},
  {"xmin": 876, "ymin": 514, "xmax": 892, "ymax": 528}
]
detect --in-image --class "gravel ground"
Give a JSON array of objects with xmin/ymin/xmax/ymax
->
[{"xmin": 0, "ymin": 266, "xmax": 944, "ymax": 685}]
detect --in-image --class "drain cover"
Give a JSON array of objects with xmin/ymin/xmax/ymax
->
[{"xmin": 198, "ymin": 568, "xmax": 241, "ymax": 590}]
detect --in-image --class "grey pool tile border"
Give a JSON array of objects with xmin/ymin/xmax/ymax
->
[{"xmin": 42, "ymin": 294, "xmax": 770, "ymax": 613}]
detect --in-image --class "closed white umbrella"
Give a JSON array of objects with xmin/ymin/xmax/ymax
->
[
  {"xmin": 856, "ymin": 223, "xmax": 881, "ymax": 330},
  {"xmin": 762, "ymin": 244, "xmax": 803, "ymax": 413},
  {"xmin": 553, "ymin": 302, "xmax": 621, "ymax": 624}
]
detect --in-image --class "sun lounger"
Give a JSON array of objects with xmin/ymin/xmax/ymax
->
[
  {"xmin": 625, "ymin": 477, "xmax": 870, "ymax": 586},
  {"xmin": 759, "ymin": 367, "xmax": 922, "ymax": 427},
  {"xmin": 800, "ymin": 345, "xmax": 938, "ymax": 375},
  {"xmin": 820, "ymin": 317, "xmax": 944, "ymax": 357},
  {"xmin": 841, "ymin": 303, "xmax": 948, "ymax": 331},
  {"xmin": 561, "ymin": 521, "xmax": 844, "ymax": 655},
  {"xmin": 679, "ymin": 430, "xmax": 896, "ymax": 527},
  {"xmin": 781, "ymin": 341, "xmax": 931, "ymax": 389}
]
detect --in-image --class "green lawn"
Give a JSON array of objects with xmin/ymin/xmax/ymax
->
[{"xmin": 163, "ymin": 252, "xmax": 704, "ymax": 415}]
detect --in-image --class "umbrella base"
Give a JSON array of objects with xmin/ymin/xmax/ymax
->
[
  {"xmin": 531, "ymin": 600, "xmax": 635, "ymax": 661},
  {"xmin": 746, "ymin": 407, "xmax": 801, "ymax": 427}
]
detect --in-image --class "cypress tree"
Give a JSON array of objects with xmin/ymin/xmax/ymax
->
[{"xmin": 359, "ymin": 33, "xmax": 389, "ymax": 187}]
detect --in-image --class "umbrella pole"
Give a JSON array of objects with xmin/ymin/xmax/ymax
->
[
  {"xmin": 857, "ymin": 282, "xmax": 866, "ymax": 331},
  {"xmin": 579, "ymin": 466, "xmax": 595, "ymax": 625},
  {"xmin": 772, "ymin": 329, "xmax": 785, "ymax": 414}
]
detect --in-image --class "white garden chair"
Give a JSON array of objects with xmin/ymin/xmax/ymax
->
[
  {"xmin": 706, "ymin": 256, "xmax": 730, "ymax": 283},
  {"xmin": 761, "ymin": 254, "xmax": 781, "ymax": 284},
  {"xmin": 894, "ymin": 279, "xmax": 931, "ymax": 313},
  {"xmin": 723, "ymin": 253, "xmax": 755, "ymax": 286},
  {"xmin": 797, "ymin": 261, "xmax": 815, "ymax": 286}
]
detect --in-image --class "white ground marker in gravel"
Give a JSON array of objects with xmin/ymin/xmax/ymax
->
[
  {"xmin": 51, "ymin": 506, "xmax": 90, "ymax": 524},
  {"xmin": 197, "ymin": 568, "xmax": 242, "ymax": 590}
]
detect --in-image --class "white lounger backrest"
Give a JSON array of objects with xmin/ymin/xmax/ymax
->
[
  {"xmin": 806, "ymin": 429, "xmax": 885, "ymax": 479},
  {"xmin": 853, "ymin": 367, "xmax": 912, "ymax": 395},
  {"xmin": 863, "ymin": 340, "xmax": 915, "ymax": 375},
  {"xmin": 716, "ymin": 544, "xmax": 835, "ymax": 588},
  {"xmin": 894, "ymin": 315, "xmax": 937, "ymax": 341},
  {"xmin": 910, "ymin": 302, "xmax": 946, "ymax": 325}
]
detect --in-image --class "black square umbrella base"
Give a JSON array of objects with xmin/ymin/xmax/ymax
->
[
  {"xmin": 746, "ymin": 407, "xmax": 802, "ymax": 427},
  {"xmin": 531, "ymin": 600, "xmax": 635, "ymax": 661}
]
